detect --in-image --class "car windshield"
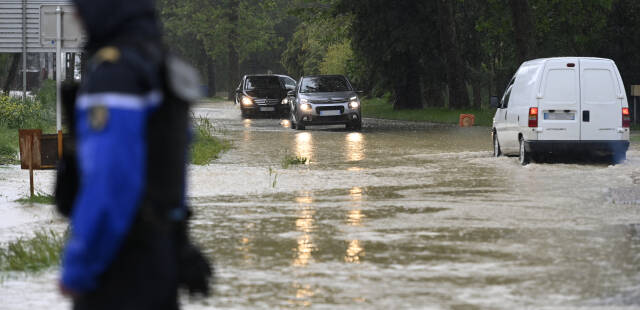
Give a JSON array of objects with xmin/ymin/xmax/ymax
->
[
  {"xmin": 245, "ymin": 76, "xmax": 282, "ymax": 90},
  {"xmin": 300, "ymin": 76, "xmax": 351, "ymax": 93}
]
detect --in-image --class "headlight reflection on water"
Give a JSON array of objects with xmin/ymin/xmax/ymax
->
[
  {"xmin": 345, "ymin": 132, "xmax": 365, "ymax": 162},
  {"xmin": 295, "ymin": 132, "xmax": 313, "ymax": 162},
  {"xmin": 346, "ymin": 187, "xmax": 366, "ymax": 263}
]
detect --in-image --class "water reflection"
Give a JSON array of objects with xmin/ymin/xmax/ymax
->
[
  {"xmin": 346, "ymin": 187, "xmax": 365, "ymax": 263},
  {"xmin": 243, "ymin": 119, "xmax": 252, "ymax": 141},
  {"xmin": 293, "ymin": 192, "xmax": 316, "ymax": 267},
  {"xmin": 295, "ymin": 132, "xmax": 314, "ymax": 162},
  {"xmin": 288, "ymin": 282, "xmax": 314, "ymax": 308},
  {"xmin": 345, "ymin": 132, "xmax": 365, "ymax": 162},
  {"xmin": 280, "ymin": 119, "xmax": 291, "ymax": 128}
]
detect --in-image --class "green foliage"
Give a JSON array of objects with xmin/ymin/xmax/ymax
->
[
  {"xmin": 16, "ymin": 194, "xmax": 55, "ymax": 205},
  {"xmin": 281, "ymin": 153, "xmax": 308, "ymax": 168},
  {"xmin": 362, "ymin": 96, "xmax": 494, "ymax": 127},
  {"xmin": 191, "ymin": 116, "xmax": 231, "ymax": 165},
  {"xmin": 0, "ymin": 229, "xmax": 66, "ymax": 272},
  {"xmin": 0, "ymin": 127, "xmax": 18, "ymax": 165},
  {"xmin": 320, "ymin": 40, "xmax": 354, "ymax": 76},
  {"xmin": 0, "ymin": 95, "xmax": 48, "ymax": 129}
]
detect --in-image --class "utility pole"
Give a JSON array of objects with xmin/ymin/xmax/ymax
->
[{"xmin": 21, "ymin": 0, "xmax": 27, "ymax": 101}]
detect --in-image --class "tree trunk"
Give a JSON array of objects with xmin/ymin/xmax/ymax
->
[
  {"xmin": 227, "ymin": 0, "xmax": 240, "ymax": 101},
  {"xmin": 207, "ymin": 58, "xmax": 217, "ymax": 98},
  {"xmin": 509, "ymin": 0, "xmax": 536, "ymax": 62},
  {"xmin": 472, "ymin": 81, "xmax": 482, "ymax": 109},
  {"xmin": 3, "ymin": 54, "xmax": 21, "ymax": 95},
  {"xmin": 436, "ymin": 0, "xmax": 469, "ymax": 109},
  {"xmin": 392, "ymin": 53, "xmax": 423, "ymax": 110}
]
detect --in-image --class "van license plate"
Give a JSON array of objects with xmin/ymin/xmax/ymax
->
[
  {"xmin": 320, "ymin": 110, "xmax": 341, "ymax": 116},
  {"xmin": 544, "ymin": 112, "xmax": 574, "ymax": 120},
  {"xmin": 260, "ymin": 107, "xmax": 276, "ymax": 112}
]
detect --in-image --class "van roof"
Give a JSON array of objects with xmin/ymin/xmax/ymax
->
[{"xmin": 523, "ymin": 57, "xmax": 614, "ymax": 66}]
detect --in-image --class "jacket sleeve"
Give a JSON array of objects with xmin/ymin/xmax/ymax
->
[{"xmin": 61, "ymin": 80, "xmax": 161, "ymax": 292}]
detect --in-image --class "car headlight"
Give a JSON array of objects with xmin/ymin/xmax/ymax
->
[
  {"xmin": 242, "ymin": 96, "xmax": 254, "ymax": 106},
  {"xmin": 300, "ymin": 98, "xmax": 309, "ymax": 104},
  {"xmin": 349, "ymin": 96, "xmax": 360, "ymax": 109},
  {"xmin": 282, "ymin": 98, "xmax": 288, "ymax": 105},
  {"xmin": 300, "ymin": 103, "xmax": 312, "ymax": 112}
]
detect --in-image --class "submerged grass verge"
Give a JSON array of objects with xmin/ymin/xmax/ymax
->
[
  {"xmin": 16, "ymin": 193, "xmax": 55, "ymax": 205},
  {"xmin": 362, "ymin": 96, "xmax": 495, "ymax": 127},
  {"xmin": 0, "ymin": 229, "xmax": 66, "ymax": 272},
  {"xmin": 191, "ymin": 116, "xmax": 231, "ymax": 165}
]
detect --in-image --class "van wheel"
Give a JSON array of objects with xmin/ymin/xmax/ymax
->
[
  {"xmin": 493, "ymin": 132, "xmax": 502, "ymax": 157},
  {"xmin": 519, "ymin": 138, "xmax": 530, "ymax": 166}
]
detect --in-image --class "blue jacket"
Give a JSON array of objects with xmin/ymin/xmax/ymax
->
[{"xmin": 62, "ymin": 0, "xmax": 165, "ymax": 293}]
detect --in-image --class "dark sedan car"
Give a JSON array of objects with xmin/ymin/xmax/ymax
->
[
  {"xmin": 286, "ymin": 75, "xmax": 362, "ymax": 130},
  {"xmin": 235, "ymin": 74, "xmax": 294, "ymax": 118}
]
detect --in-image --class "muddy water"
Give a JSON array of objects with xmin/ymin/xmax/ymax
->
[
  {"xmin": 187, "ymin": 102, "xmax": 640, "ymax": 309},
  {"xmin": 1, "ymin": 101, "xmax": 640, "ymax": 309}
]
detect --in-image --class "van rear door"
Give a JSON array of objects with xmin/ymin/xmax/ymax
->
[
  {"xmin": 538, "ymin": 58, "xmax": 580, "ymax": 141},
  {"xmin": 579, "ymin": 59, "xmax": 623, "ymax": 141}
]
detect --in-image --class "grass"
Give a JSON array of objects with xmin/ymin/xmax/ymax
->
[
  {"xmin": 0, "ymin": 127, "xmax": 19, "ymax": 165},
  {"xmin": 281, "ymin": 153, "xmax": 308, "ymax": 168},
  {"xmin": 361, "ymin": 96, "xmax": 495, "ymax": 127},
  {"xmin": 0, "ymin": 229, "xmax": 66, "ymax": 272},
  {"xmin": 16, "ymin": 193, "xmax": 55, "ymax": 205},
  {"xmin": 191, "ymin": 116, "xmax": 231, "ymax": 165}
]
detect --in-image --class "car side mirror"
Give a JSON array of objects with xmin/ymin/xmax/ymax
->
[
  {"xmin": 356, "ymin": 90, "xmax": 365, "ymax": 95},
  {"xmin": 287, "ymin": 90, "xmax": 296, "ymax": 97},
  {"xmin": 490, "ymin": 96, "xmax": 500, "ymax": 109}
]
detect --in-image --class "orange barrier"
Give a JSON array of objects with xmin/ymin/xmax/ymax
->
[{"xmin": 459, "ymin": 114, "xmax": 475, "ymax": 127}]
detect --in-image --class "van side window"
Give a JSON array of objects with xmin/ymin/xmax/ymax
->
[
  {"xmin": 501, "ymin": 85, "xmax": 513, "ymax": 108},
  {"xmin": 583, "ymin": 69, "xmax": 617, "ymax": 102},
  {"xmin": 544, "ymin": 69, "xmax": 576, "ymax": 102}
]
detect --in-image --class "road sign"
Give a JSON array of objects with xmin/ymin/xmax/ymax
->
[
  {"xmin": 0, "ymin": 0, "xmax": 84, "ymax": 53},
  {"xmin": 632, "ymin": 85, "xmax": 640, "ymax": 97}
]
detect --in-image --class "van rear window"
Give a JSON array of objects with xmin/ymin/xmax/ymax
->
[
  {"xmin": 544, "ymin": 69, "xmax": 576, "ymax": 102},
  {"xmin": 583, "ymin": 69, "xmax": 617, "ymax": 102}
]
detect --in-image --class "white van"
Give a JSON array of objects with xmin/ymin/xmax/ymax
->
[{"xmin": 491, "ymin": 57, "xmax": 631, "ymax": 165}]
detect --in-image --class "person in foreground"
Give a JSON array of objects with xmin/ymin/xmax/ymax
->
[{"xmin": 55, "ymin": 0, "xmax": 212, "ymax": 309}]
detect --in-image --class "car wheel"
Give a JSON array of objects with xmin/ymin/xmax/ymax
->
[
  {"xmin": 519, "ymin": 137, "xmax": 530, "ymax": 166},
  {"xmin": 350, "ymin": 120, "xmax": 362, "ymax": 131},
  {"xmin": 493, "ymin": 132, "xmax": 502, "ymax": 157}
]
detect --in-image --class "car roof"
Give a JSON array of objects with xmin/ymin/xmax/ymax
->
[{"xmin": 301, "ymin": 74, "xmax": 347, "ymax": 78}]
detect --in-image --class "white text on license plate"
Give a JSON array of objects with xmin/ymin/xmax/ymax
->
[
  {"xmin": 260, "ymin": 107, "xmax": 275, "ymax": 112},
  {"xmin": 320, "ymin": 110, "xmax": 341, "ymax": 116}
]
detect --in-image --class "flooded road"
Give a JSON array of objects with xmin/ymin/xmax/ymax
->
[
  {"xmin": 187, "ymin": 102, "xmax": 640, "ymax": 309},
  {"xmin": 1, "ymin": 100, "xmax": 640, "ymax": 309}
]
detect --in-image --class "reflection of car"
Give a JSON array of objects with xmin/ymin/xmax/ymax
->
[
  {"xmin": 286, "ymin": 75, "xmax": 362, "ymax": 130},
  {"xmin": 491, "ymin": 57, "xmax": 630, "ymax": 165},
  {"xmin": 235, "ymin": 74, "xmax": 293, "ymax": 118}
]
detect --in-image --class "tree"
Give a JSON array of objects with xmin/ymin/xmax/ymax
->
[{"xmin": 509, "ymin": 0, "xmax": 537, "ymax": 62}]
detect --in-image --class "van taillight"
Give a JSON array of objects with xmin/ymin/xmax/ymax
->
[
  {"xmin": 529, "ymin": 107, "xmax": 539, "ymax": 128},
  {"xmin": 622, "ymin": 108, "xmax": 631, "ymax": 128}
]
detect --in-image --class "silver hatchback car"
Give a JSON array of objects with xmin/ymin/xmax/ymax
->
[{"xmin": 286, "ymin": 75, "xmax": 362, "ymax": 130}]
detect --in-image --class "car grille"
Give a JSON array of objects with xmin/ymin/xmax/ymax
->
[
  {"xmin": 310, "ymin": 99, "xmax": 347, "ymax": 104},
  {"xmin": 254, "ymin": 99, "xmax": 281, "ymax": 105}
]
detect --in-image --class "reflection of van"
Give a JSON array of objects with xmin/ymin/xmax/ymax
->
[{"xmin": 491, "ymin": 57, "xmax": 631, "ymax": 165}]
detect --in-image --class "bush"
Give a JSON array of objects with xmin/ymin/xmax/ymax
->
[
  {"xmin": 0, "ymin": 95, "xmax": 49, "ymax": 129},
  {"xmin": 0, "ymin": 229, "xmax": 66, "ymax": 272}
]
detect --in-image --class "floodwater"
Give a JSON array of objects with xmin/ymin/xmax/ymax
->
[{"xmin": 2, "ymin": 101, "xmax": 640, "ymax": 309}]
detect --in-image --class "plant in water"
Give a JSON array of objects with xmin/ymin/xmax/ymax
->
[
  {"xmin": 191, "ymin": 115, "xmax": 231, "ymax": 165},
  {"xmin": 0, "ymin": 229, "xmax": 67, "ymax": 272},
  {"xmin": 16, "ymin": 193, "xmax": 55, "ymax": 205},
  {"xmin": 268, "ymin": 167, "xmax": 279, "ymax": 188},
  {"xmin": 281, "ymin": 152, "xmax": 309, "ymax": 169}
]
